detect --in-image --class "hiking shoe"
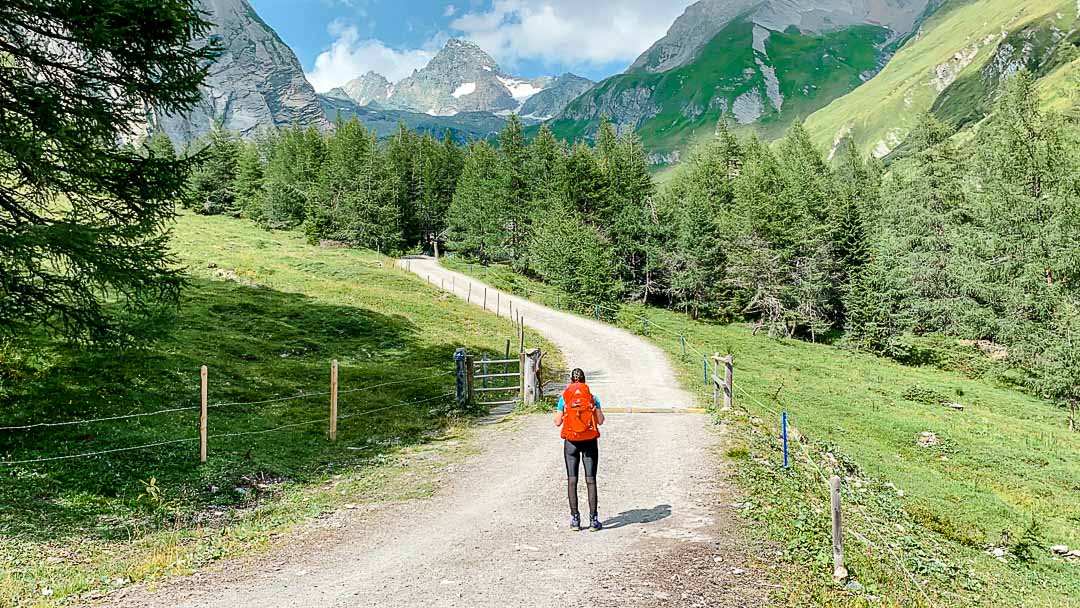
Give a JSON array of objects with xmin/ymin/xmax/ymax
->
[
  {"xmin": 589, "ymin": 514, "xmax": 603, "ymax": 532},
  {"xmin": 570, "ymin": 514, "xmax": 581, "ymax": 531}
]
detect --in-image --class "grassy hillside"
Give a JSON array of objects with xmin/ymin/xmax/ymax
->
[
  {"xmin": 804, "ymin": 0, "xmax": 1077, "ymax": 159},
  {"xmin": 0, "ymin": 213, "xmax": 553, "ymax": 606},
  {"xmin": 443, "ymin": 258, "xmax": 1080, "ymax": 607},
  {"xmin": 545, "ymin": 18, "xmax": 891, "ymax": 162}
]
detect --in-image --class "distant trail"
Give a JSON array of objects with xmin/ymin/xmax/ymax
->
[
  {"xmin": 404, "ymin": 256, "xmax": 695, "ymax": 411},
  {"xmin": 114, "ymin": 257, "xmax": 766, "ymax": 608}
]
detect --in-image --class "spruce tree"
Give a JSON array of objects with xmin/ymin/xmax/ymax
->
[
  {"xmin": 447, "ymin": 142, "xmax": 508, "ymax": 262},
  {"xmin": 560, "ymin": 143, "xmax": 607, "ymax": 224},
  {"xmin": 185, "ymin": 126, "xmax": 241, "ymax": 216},
  {"xmin": 234, "ymin": 141, "xmax": 266, "ymax": 217},
  {"xmin": 259, "ymin": 126, "xmax": 325, "ymax": 229},
  {"xmin": 386, "ymin": 122, "xmax": 423, "ymax": 247},
  {"xmin": 669, "ymin": 122, "xmax": 741, "ymax": 318},
  {"xmin": 305, "ymin": 120, "xmax": 400, "ymax": 252},
  {"xmin": 498, "ymin": 116, "xmax": 532, "ymax": 265},
  {"xmin": 526, "ymin": 124, "xmax": 565, "ymax": 203},
  {"xmin": 0, "ymin": 0, "xmax": 218, "ymax": 342}
]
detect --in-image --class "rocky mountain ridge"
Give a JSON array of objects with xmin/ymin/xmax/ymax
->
[
  {"xmin": 151, "ymin": 0, "xmax": 329, "ymax": 145},
  {"xmin": 331, "ymin": 39, "xmax": 592, "ymax": 120}
]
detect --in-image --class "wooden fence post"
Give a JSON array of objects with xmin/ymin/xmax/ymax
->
[
  {"xmin": 830, "ymin": 476, "xmax": 848, "ymax": 581},
  {"xmin": 519, "ymin": 350, "xmax": 527, "ymax": 403},
  {"xmin": 465, "ymin": 353, "xmax": 475, "ymax": 406},
  {"xmin": 468, "ymin": 282, "xmax": 472, "ymax": 302},
  {"xmin": 484, "ymin": 287, "xmax": 488, "ymax": 310},
  {"xmin": 200, "ymin": 365, "xmax": 208, "ymax": 463},
  {"xmin": 329, "ymin": 359, "xmax": 339, "ymax": 442},
  {"xmin": 712, "ymin": 354, "xmax": 720, "ymax": 409},
  {"xmin": 454, "ymin": 348, "xmax": 468, "ymax": 409},
  {"xmin": 522, "ymin": 349, "xmax": 543, "ymax": 404},
  {"xmin": 519, "ymin": 317, "xmax": 525, "ymax": 354},
  {"xmin": 723, "ymin": 355, "xmax": 734, "ymax": 411},
  {"xmin": 496, "ymin": 292, "xmax": 500, "ymax": 317}
]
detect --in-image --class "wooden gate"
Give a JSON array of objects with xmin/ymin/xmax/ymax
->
[{"xmin": 455, "ymin": 347, "xmax": 542, "ymax": 409}]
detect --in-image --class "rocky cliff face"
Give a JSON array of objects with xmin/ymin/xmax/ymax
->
[
  {"xmin": 519, "ymin": 73, "xmax": 595, "ymax": 120},
  {"xmin": 152, "ymin": 0, "xmax": 329, "ymax": 145},
  {"xmin": 630, "ymin": 0, "xmax": 760, "ymax": 73}
]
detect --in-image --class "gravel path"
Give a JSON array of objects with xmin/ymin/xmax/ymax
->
[{"xmin": 113, "ymin": 259, "xmax": 767, "ymax": 608}]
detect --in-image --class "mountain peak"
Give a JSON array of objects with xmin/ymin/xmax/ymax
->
[{"xmin": 433, "ymin": 38, "xmax": 500, "ymax": 71}]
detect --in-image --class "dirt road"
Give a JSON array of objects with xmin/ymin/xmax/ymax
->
[{"xmin": 115, "ymin": 259, "xmax": 767, "ymax": 608}]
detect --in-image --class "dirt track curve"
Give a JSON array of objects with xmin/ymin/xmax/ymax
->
[{"xmin": 113, "ymin": 257, "xmax": 768, "ymax": 608}]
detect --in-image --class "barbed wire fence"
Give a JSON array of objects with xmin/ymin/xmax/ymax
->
[
  {"xmin": 413, "ymin": 264, "xmax": 940, "ymax": 606},
  {"xmin": 0, "ymin": 367, "xmax": 457, "ymax": 467}
]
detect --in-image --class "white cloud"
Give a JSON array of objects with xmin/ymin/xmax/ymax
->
[
  {"xmin": 306, "ymin": 21, "xmax": 437, "ymax": 91},
  {"xmin": 443, "ymin": 4, "xmax": 457, "ymax": 17},
  {"xmin": 450, "ymin": 0, "xmax": 695, "ymax": 71}
]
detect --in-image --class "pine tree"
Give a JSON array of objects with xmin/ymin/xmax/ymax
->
[
  {"xmin": 234, "ymin": 140, "xmax": 265, "ymax": 217},
  {"xmin": 185, "ymin": 126, "xmax": 241, "ymax": 215},
  {"xmin": 259, "ymin": 126, "xmax": 325, "ymax": 229},
  {"xmin": 970, "ymin": 71, "xmax": 1080, "ymax": 409},
  {"xmin": 498, "ymin": 116, "xmax": 532, "ymax": 265},
  {"xmin": 873, "ymin": 114, "xmax": 978, "ymax": 336},
  {"xmin": 526, "ymin": 124, "xmax": 565, "ymax": 203},
  {"xmin": 415, "ymin": 132, "xmax": 462, "ymax": 246},
  {"xmin": 531, "ymin": 206, "xmax": 622, "ymax": 308},
  {"xmin": 305, "ymin": 119, "xmax": 400, "ymax": 252},
  {"xmin": 447, "ymin": 141, "xmax": 508, "ymax": 262},
  {"xmin": 386, "ymin": 122, "xmax": 423, "ymax": 247},
  {"xmin": 560, "ymin": 143, "xmax": 607, "ymax": 224},
  {"xmin": 669, "ymin": 122, "xmax": 741, "ymax": 318},
  {"xmin": 607, "ymin": 131, "xmax": 660, "ymax": 302}
]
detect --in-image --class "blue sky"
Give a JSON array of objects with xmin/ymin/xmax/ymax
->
[{"xmin": 248, "ymin": 0, "xmax": 696, "ymax": 91}]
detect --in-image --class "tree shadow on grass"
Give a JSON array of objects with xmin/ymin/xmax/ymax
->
[{"xmin": 0, "ymin": 279, "xmax": 472, "ymax": 544}]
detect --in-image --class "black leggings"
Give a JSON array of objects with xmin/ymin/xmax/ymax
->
[{"xmin": 564, "ymin": 439, "xmax": 598, "ymax": 516}]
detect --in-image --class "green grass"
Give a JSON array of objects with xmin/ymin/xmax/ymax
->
[
  {"xmin": 804, "ymin": 0, "xmax": 1076, "ymax": 159},
  {"xmin": 442, "ymin": 258, "xmax": 1080, "ymax": 607},
  {"xmin": 0, "ymin": 213, "xmax": 555, "ymax": 607},
  {"xmin": 544, "ymin": 18, "xmax": 890, "ymax": 160}
]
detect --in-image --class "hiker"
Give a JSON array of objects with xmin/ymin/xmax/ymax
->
[{"xmin": 554, "ymin": 368, "xmax": 605, "ymax": 532}]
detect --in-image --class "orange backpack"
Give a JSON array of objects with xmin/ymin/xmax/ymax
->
[{"xmin": 561, "ymin": 382, "xmax": 600, "ymax": 441}]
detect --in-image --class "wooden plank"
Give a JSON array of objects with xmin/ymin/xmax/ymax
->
[
  {"xmin": 475, "ymin": 385, "xmax": 520, "ymax": 393},
  {"xmin": 600, "ymin": 407, "xmax": 707, "ymax": 414},
  {"xmin": 474, "ymin": 372, "xmax": 519, "ymax": 379},
  {"xmin": 480, "ymin": 358, "xmax": 518, "ymax": 365},
  {"xmin": 478, "ymin": 400, "xmax": 520, "ymax": 406}
]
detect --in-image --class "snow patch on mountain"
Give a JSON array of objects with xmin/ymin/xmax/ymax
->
[
  {"xmin": 497, "ymin": 77, "xmax": 545, "ymax": 103},
  {"xmin": 452, "ymin": 82, "xmax": 476, "ymax": 98}
]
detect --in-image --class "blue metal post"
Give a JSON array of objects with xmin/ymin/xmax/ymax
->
[
  {"xmin": 782, "ymin": 411, "xmax": 789, "ymax": 468},
  {"xmin": 703, "ymin": 356, "xmax": 708, "ymax": 386}
]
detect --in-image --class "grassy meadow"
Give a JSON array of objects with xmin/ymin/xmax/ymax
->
[
  {"xmin": 443, "ymin": 257, "xmax": 1080, "ymax": 607},
  {"xmin": 0, "ymin": 213, "xmax": 554, "ymax": 607}
]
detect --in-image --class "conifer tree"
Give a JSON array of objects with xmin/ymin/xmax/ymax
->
[
  {"xmin": 872, "ymin": 114, "xmax": 977, "ymax": 335},
  {"xmin": 669, "ymin": 122, "xmax": 741, "ymax": 318},
  {"xmin": 498, "ymin": 116, "xmax": 532, "ymax": 265},
  {"xmin": 526, "ymin": 124, "xmax": 565, "ymax": 203},
  {"xmin": 531, "ymin": 206, "xmax": 622, "ymax": 308},
  {"xmin": 259, "ymin": 126, "xmax": 324, "ymax": 229},
  {"xmin": 305, "ymin": 119, "xmax": 399, "ymax": 252},
  {"xmin": 560, "ymin": 143, "xmax": 607, "ymax": 224},
  {"xmin": 234, "ymin": 141, "xmax": 265, "ymax": 217},
  {"xmin": 386, "ymin": 122, "xmax": 423, "ymax": 246},
  {"xmin": 185, "ymin": 126, "xmax": 241, "ymax": 215},
  {"xmin": 447, "ymin": 141, "xmax": 508, "ymax": 262}
]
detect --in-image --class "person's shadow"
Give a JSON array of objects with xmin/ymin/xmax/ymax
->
[{"xmin": 602, "ymin": 504, "xmax": 672, "ymax": 530}]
